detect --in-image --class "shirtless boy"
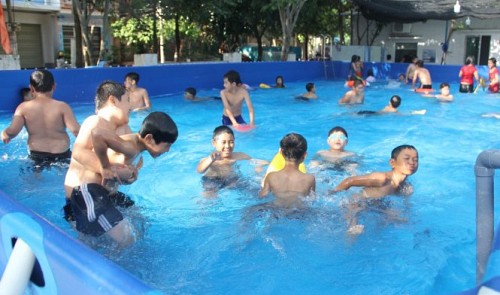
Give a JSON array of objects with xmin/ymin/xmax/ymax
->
[
  {"xmin": 423, "ymin": 82, "xmax": 453, "ymax": 102},
  {"xmin": 64, "ymin": 81, "xmax": 137, "ymax": 246},
  {"xmin": 332, "ymin": 144, "xmax": 418, "ymax": 234},
  {"xmin": 296, "ymin": 82, "xmax": 318, "ymax": 100},
  {"xmin": 92, "ymin": 111, "xmax": 178, "ymax": 189},
  {"xmin": 405, "ymin": 56, "xmax": 418, "ymax": 84},
  {"xmin": 124, "ymin": 72, "xmax": 151, "ymax": 112},
  {"xmin": 259, "ymin": 133, "xmax": 315, "ymax": 208},
  {"xmin": 197, "ymin": 126, "xmax": 257, "ymax": 197},
  {"xmin": 412, "ymin": 60, "xmax": 433, "ymax": 90},
  {"xmin": 310, "ymin": 126, "xmax": 355, "ymax": 169},
  {"xmin": 220, "ymin": 70, "xmax": 255, "ymax": 127},
  {"xmin": 2, "ymin": 69, "xmax": 80, "ymax": 165},
  {"xmin": 339, "ymin": 79, "xmax": 365, "ymax": 104}
]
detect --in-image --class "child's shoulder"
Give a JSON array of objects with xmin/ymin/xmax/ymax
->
[{"xmin": 233, "ymin": 152, "xmax": 251, "ymax": 160}]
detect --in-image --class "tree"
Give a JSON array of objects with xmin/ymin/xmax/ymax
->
[
  {"xmin": 267, "ymin": 0, "xmax": 307, "ymax": 61},
  {"xmin": 72, "ymin": 0, "xmax": 100, "ymax": 66}
]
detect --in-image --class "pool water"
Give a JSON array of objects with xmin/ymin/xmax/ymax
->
[{"xmin": 1, "ymin": 80, "xmax": 500, "ymax": 294}]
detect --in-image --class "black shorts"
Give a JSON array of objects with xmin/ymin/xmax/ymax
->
[
  {"xmin": 67, "ymin": 184, "xmax": 124, "ymax": 237},
  {"xmin": 459, "ymin": 84, "xmax": 474, "ymax": 93},
  {"xmin": 29, "ymin": 149, "xmax": 71, "ymax": 167}
]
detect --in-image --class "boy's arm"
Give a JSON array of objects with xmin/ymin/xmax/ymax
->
[
  {"xmin": 338, "ymin": 91, "xmax": 352, "ymax": 104},
  {"xmin": 71, "ymin": 116, "xmax": 102, "ymax": 174},
  {"xmin": 243, "ymin": 91, "xmax": 255, "ymax": 126},
  {"xmin": 91, "ymin": 128, "xmax": 137, "ymax": 183},
  {"xmin": 259, "ymin": 174, "xmax": 272, "ymax": 198},
  {"xmin": 220, "ymin": 90, "xmax": 239, "ymax": 126},
  {"xmin": 62, "ymin": 103, "xmax": 80, "ymax": 137},
  {"xmin": 1, "ymin": 106, "xmax": 25, "ymax": 144},
  {"xmin": 197, "ymin": 152, "xmax": 219, "ymax": 174},
  {"xmin": 412, "ymin": 70, "xmax": 418, "ymax": 88},
  {"xmin": 333, "ymin": 172, "xmax": 387, "ymax": 192},
  {"xmin": 142, "ymin": 90, "xmax": 151, "ymax": 110}
]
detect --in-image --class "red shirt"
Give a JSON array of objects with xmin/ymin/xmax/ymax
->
[{"xmin": 460, "ymin": 65, "xmax": 477, "ymax": 85}]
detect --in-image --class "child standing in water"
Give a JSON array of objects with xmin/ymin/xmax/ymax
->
[
  {"xmin": 220, "ymin": 70, "xmax": 255, "ymax": 127},
  {"xmin": 488, "ymin": 57, "xmax": 499, "ymax": 93},
  {"xmin": 259, "ymin": 133, "xmax": 315, "ymax": 208},
  {"xmin": 197, "ymin": 126, "xmax": 265, "ymax": 197},
  {"xmin": 332, "ymin": 144, "xmax": 419, "ymax": 235},
  {"xmin": 310, "ymin": 126, "xmax": 355, "ymax": 169}
]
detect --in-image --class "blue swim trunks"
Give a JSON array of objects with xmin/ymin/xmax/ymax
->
[{"xmin": 222, "ymin": 115, "xmax": 246, "ymax": 126}]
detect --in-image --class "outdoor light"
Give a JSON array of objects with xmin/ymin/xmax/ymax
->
[
  {"xmin": 466, "ymin": 16, "xmax": 471, "ymax": 27},
  {"xmin": 454, "ymin": 1, "xmax": 461, "ymax": 13}
]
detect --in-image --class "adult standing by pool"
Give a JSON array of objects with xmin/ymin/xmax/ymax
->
[
  {"xmin": 458, "ymin": 56, "xmax": 479, "ymax": 93},
  {"xmin": 1, "ymin": 69, "xmax": 80, "ymax": 166}
]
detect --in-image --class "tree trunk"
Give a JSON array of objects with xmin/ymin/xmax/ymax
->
[
  {"xmin": 99, "ymin": 0, "xmax": 111, "ymax": 63},
  {"xmin": 73, "ymin": 0, "xmax": 94, "ymax": 66},
  {"xmin": 278, "ymin": 1, "xmax": 306, "ymax": 61},
  {"xmin": 72, "ymin": 0, "xmax": 83, "ymax": 67},
  {"xmin": 174, "ymin": 13, "xmax": 181, "ymax": 61}
]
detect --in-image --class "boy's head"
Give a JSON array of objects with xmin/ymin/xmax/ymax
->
[
  {"xmin": 139, "ymin": 112, "xmax": 178, "ymax": 158},
  {"xmin": 327, "ymin": 126, "xmax": 348, "ymax": 151},
  {"xmin": 212, "ymin": 126, "xmax": 235, "ymax": 158},
  {"xmin": 95, "ymin": 81, "xmax": 130, "ymax": 127},
  {"xmin": 280, "ymin": 133, "xmax": 307, "ymax": 162},
  {"xmin": 352, "ymin": 79, "xmax": 364, "ymax": 91},
  {"xmin": 390, "ymin": 95, "xmax": 401, "ymax": 108},
  {"xmin": 416, "ymin": 60, "xmax": 424, "ymax": 68},
  {"xmin": 30, "ymin": 69, "xmax": 55, "ymax": 93},
  {"xmin": 184, "ymin": 87, "xmax": 196, "ymax": 99},
  {"xmin": 439, "ymin": 82, "xmax": 450, "ymax": 96},
  {"xmin": 20, "ymin": 87, "xmax": 32, "ymax": 102},
  {"xmin": 124, "ymin": 72, "xmax": 139, "ymax": 89},
  {"xmin": 223, "ymin": 70, "xmax": 242, "ymax": 85},
  {"xmin": 276, "ymin": 76, "xmax": 285, "ymax": 87},
  {"xmin": 306, "ymin": 82, "xmax": 315, "ymax": 92},
  {"xmin": 390, "ymin": 144, "xmax": 418, "ymax": 175}
]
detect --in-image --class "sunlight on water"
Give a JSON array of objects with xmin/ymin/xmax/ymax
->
[{"xmin": 1, "ymin": 79, "xmax": 499, "ymax": 294}]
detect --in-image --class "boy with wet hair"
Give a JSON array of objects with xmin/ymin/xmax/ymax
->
[
  {"xmin": 380, "ymin": 95, "xmax": 402, "ymax": 113},
  {"xmin": 310, "ymin": 126, "xmax": 355, "ymax": 169},
  {"xmin": 296, "ymin": 82, "xmax": 317, "ymax": 100},
  {"xmin": 197, "ymin": 125, "xmax": 252, "ymax": 197},
  {"xmin": 339, "ymin": 79, "xmax": 365, "ymax": 104},
  {"xmin": 259, "ymin": 133, "xmax": 316, "ymax": 208},
  {"xmin": 20, "ymin": 87, "xmax": 32, "ymax": 102},
  {"xmin": 64, "ymin": 80, "xmax": 136, "ymax": 246},
  {"xmin": 184, "ymin": 87, "xmax": 219, "ymax": 102},
  {"xmin": 124, "ymin": 72, "xmax": 151, "ymax": 112},
  {"xmin": 332, "ymin": 144, "xmax": 419, "ymax": 235},
  {"xmin": 220, "ymin": 70, "xmax": 255, "ymax": 127},
  {"xmin": 2, "ymin": 69, "xmax": 80, "ymax": 166}
]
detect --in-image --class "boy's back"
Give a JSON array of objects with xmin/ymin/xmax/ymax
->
[{"xmin": 264, "ymin": 167, "xmax": 315, "ymax": 207}]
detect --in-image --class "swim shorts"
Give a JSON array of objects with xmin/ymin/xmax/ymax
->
[
  {"xmin": 459, "ymin": 84, "xmax": 474, "ymax": 93},
  {"xmin": 222, "ymin": 115, "xmax": 246, "ymax": 126},
  {"xmin": 29, "ymin": 149, "xmax": 71, "ymax": 166},
  {"xmin": 489, "ymin": 83, "xmax": 499, "ymax": 93},
  {"xmin": 67, "ymin": 183, "xmax": 124, "ymax": 236},
  {"xmin": 421, "ymin": 84, "xmax": 432, "ymax": 89},
  {"xmin": 202, "ymin": 175, "xmax": 239, "ymax": 191}
]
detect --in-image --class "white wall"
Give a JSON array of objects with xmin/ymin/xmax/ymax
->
[{"xmin": 354, "ymin": 17, "xmax": 500, "ymax": 65}]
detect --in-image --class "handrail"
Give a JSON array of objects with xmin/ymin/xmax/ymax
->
[{"xmin": 474, "ymin": 149, "xmax": 500, "ymax": 283}]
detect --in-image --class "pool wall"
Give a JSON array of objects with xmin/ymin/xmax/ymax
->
[
  {"xmin": 0, "ymin": 190, "xmax": 160, "ymax": 294},
  {"xmin": 0, "ymin": 61, "xmax": 489, "ymax": 112}
]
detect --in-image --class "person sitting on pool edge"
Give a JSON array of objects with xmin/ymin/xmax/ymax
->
[
  {"xmin": 197, "ymin": 125, "xmax": 266, "ymax": 198},
  {"xmin": 339, "ymin": 79, "xmax": 364, "ymax": 104},
  {"xmin": 331, "ymin": 144, "xmax": 419, "ymax": 235},
  {"xmin": 184, "ymin": 87, "xmax": 220, "ymax": 102},
  {"xmin": 295, "ymin": 82, "xmax": 317, "ymax": 100},
  {"xmin": 259, "ymin": 133, "xmax": 315, "ymax": 208},
  {"xmin": 220, "ymin": 70, "xmax": 255, "ymax": 128}
]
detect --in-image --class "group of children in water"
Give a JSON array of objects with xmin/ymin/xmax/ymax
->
[{"xmin": 0, "ymin": 67, "xmax": 424, "ymax": 246}]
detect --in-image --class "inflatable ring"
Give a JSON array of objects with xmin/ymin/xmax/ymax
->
[
  {"xmin": 415, "ymin": 88, "xmax": 434, "ymax": 94},
  {"xmin": 259, "ymin": 83, "xmax": 271, "ymax": 89}
]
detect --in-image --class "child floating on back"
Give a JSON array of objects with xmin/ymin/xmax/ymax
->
[
  {"xmin": 332, "ymin": 144, "xmax": 419, "ymax": 235},
  {"xmin": 259, "ymin": 133, "xmax": 315, "ymax": 208}
]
